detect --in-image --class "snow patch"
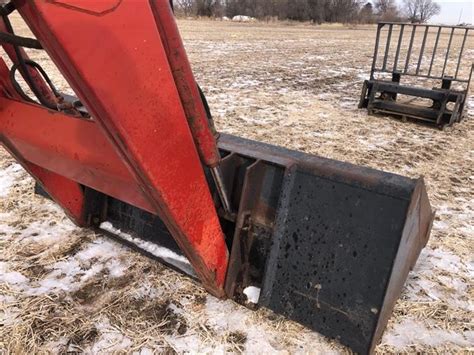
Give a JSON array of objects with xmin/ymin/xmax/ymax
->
[
  {"xmin": 21, "ymin": 238, "xmax": 127, "ymax": 296},
  {"xmin": 76, "ymin": 238, "xmax": 124, "ymax": 262},
  {"xmin": 1, "ymin": 271, "xmax": 29, "ymax": 285},
  {"xmin": 205, "ymin": 296, "xmax": 339, "ymax": 354},
  {"xmin": 165, "ymin": 332, "xmax": 222, "ymax": 353},
  {"xmin": 17, "ymin": 219, "xmax": 76, "ymax": 244},
  {"xmin": 405, "ymin": 247, "xmax": 473, "ymax": 311},
  {"xmin": 383, "ymin": 318, "xmax": 472, "ymax": 348},
  {"xmin": 100, "ymin": 222, "xmax": 195, "ymax": 276},
  {"xmin": 243, "ymin": 286, "xmax": 261, "ymax": 304},
  {"xmin": 0, "ymin": 306, "xmax": 21, "ymax": 326},
  {"xmin": 204, "ymin": 296, "xmax": 279, "ymax": 352},
  {"xmin": 0, "ymin": 163, "xmax": 23, "ymax": 197},
  {"xmin": 106, "ymin": 258, "xmax": 128, "ymax": 278},
  {"xmin": 0, "ymin": 262, "xmax": 29, "ymax": 285},
  {"xmin": 88, "ymin": 317, "xmax": 133, "ymax": 353},
  {"xmin": 132, "ymin": 281, "xmax": 162, "ymax": 300},
  {"xmin": 232, "ymin": 15, "xmax": 256, "ymax": 22},
  {"xmin": 43, "ymin": 240, "xmax": 123, "ymax": 291}
]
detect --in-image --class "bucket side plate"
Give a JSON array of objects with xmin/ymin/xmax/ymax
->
[{"xmin": 260, "ymin": 167, "xmax": 433, "ymax": 354}]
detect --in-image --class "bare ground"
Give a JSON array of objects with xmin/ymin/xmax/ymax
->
[{"xmin": 0, "ymin": 17, "xmax": 473, "ymax": 354}]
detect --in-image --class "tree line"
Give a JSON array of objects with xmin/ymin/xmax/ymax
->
[{"xmin": 174, "ymin": 0, "xmax": 441, "ymax": 24}]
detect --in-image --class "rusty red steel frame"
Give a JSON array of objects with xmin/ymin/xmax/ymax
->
[{"xmin": 0, "ymin": 0, "xmax": 228, "ymax": 297}]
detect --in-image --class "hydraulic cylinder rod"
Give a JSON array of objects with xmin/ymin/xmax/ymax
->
[{"xmin": 150, "ymin": 1, "xmax": 232, "ymax": 214}]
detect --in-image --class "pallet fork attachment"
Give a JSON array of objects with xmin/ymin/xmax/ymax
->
[
  {"xmin": 360, "ymin": 22, "xmax": 473, "ymax": 128},
  {"xmin": 0, "ymin": 2, "xmax": 434, "ymax": 354}
]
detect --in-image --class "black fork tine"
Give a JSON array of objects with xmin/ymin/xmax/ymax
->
[
  {"xmin": 416, "ymin": 26, "xmax": 429, "ymax": 75},
  {"xmin": 441, "ymin": 27, "xmax": 455, "ymax": 78},
  {"xmin": 370, "ymin": 23, "xmax": 384, "ymax": 80},
  {"xmin": 382, "ymin": 24, "xmax": 393, "ymax": 71},
  {"xmin": 455, "ymin": 28, "xmax": 469, "ymax": 79},
  {"xmin": 404, "ymin": 25, "xmax": 417, "ymax": 73},
  {"xmin": 428, "ymin": 26, "xmax": 442, "ymax": 77},
  {"xmin": 393, "ymin": 24, "xmax": 404, "ymax": 72}
]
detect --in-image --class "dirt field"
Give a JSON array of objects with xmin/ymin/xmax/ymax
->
[{"xmin": 1, "ymin": 17, "xmax": 473, "ymax": 354}]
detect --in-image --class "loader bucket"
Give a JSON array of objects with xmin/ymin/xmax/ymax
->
[
  {"xmin": 39, "ymin": 133, "xmax": 434, "ymax": 354},
  {"xmin": 219, "ymin": 135, "xmax": 434, "ymax": 354},
  {"xmin": 258, "ymin": 159, "xmax": 433, "ymax": 354}
]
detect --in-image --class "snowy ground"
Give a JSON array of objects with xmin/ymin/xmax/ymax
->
[{"xmin": 1, "ymin": 17, "xmax": 473, "ymax": 353}]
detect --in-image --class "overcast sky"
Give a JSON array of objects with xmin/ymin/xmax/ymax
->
[{"xmin": 422, "ymin": 0, "xmax": 473, "ymax": 25}]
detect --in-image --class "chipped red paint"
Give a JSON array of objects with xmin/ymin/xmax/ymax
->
[{"xmin": 150, "ymin": 1, "xmax": 221, "ymax": 167}]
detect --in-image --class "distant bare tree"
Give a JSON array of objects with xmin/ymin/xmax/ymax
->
[
  {"xmin": 403, "ymin": 0, "xmax": 418, "ymax": 22},
  {"xmin": 307, "ymin": 0, "xmax": 327, "ymax": 23},
  {"xmin": 374, "ymin": 0, "xmax": 400, "ymax": 20},
  {"xmin": 225, "ymin": 0, "xmax": 259, "ymax": 18},
  {"xmin": 374, "ymin": 0, "xmax": 396, "ymax": 14},
  {"xmin": 359, "ymin": 2, "xmax": 375, "ymax": 23},
  {"xmin": 172, "ymin": 0, "xmax": 398, "ymax": 23},
  {"xmin": 175, "ymin": 0, "xmax": 195, "ymax": 16},
  {"xmin": 416, "ymin": 0, "xmax": 440, "ymax": 22},
  {"xmin": 403, "ymin": 0, "xmax": 440, "ymax": 23},
  {"xmin": 330, "ymin": 0, "xmax": 363, "ymax": 23},
  {"xmin": 286, "ymin": 0, "xmax": 312, "ymax": 21},
  {"xmin": 196, "ymin": 0, "xmax": 222, "ymax": 17}
]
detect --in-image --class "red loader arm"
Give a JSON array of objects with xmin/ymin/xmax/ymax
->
[{"xmin": 0, "ymin": 0, "xmax": 228, "ymax": 297}]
